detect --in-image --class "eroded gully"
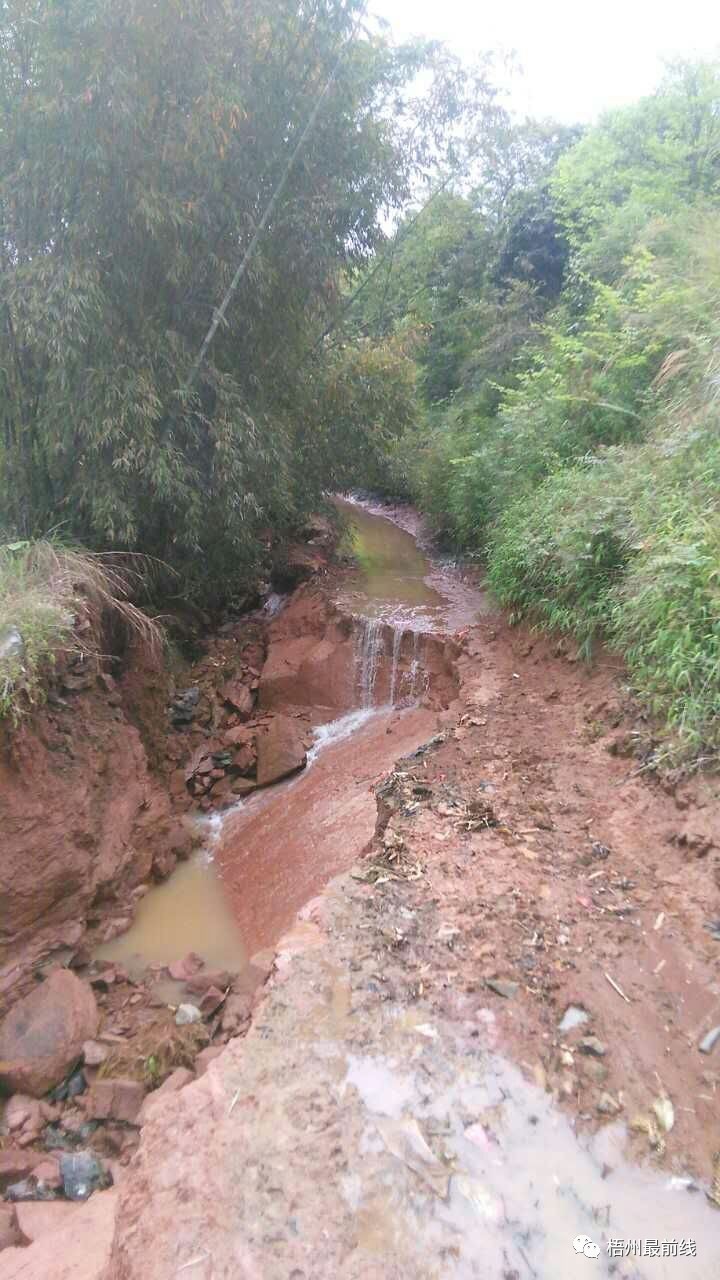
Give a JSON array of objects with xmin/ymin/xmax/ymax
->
[
  {"xmin": 100, "ymin": 499, "xmax": 719, "ymax": 1280},
  {"xmin": 96, "ymin": 497, "xmax": 481, "ymax": 978}
]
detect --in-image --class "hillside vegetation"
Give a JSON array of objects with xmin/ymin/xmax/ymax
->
[
  {"xmin": 354, "ymin": 62, "xmax": 720, "ymax": 762},
  {"xmin": 2, "ymin": 1, "xmax": 719, "ymax": 761},
  {"xmin": 2, "ymin": 0, "xmax": 503, "ymax": 604}
]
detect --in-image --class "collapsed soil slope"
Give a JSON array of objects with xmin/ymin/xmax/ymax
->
[
  {"xmin": 0, "ymin": 676, "xmax": 193, "ymax": 1017},
  {"xmin": 109, "ymin": 615, "xmax": 720, "ymax": 1279},
  {"xmin": 3, "ymin": 504, "xmax": 720, "ymax": 1277}
]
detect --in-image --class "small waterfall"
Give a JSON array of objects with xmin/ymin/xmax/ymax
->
[
  {"xmin": 355, "ymin": 616, "xmax": 384, "ymax": 707},
  {"xmin": 396, "ymin": 629, "xmax": 426, "ymax": 702},
  {"xmin": 354, "ymin": 617, "xmax": 430, "ymax": 708},
  {"xmin": 389, "ymin": 626, "xmax": 403, "ymax": 705}
]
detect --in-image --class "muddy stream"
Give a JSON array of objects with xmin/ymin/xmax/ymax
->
[
  {"xmin": 96, "ymin": 498, "xmax": 479, "ymax": 978},
  {"xmin": 97, "ymin": 500, "xmax": 719, "ymax": 1277}
]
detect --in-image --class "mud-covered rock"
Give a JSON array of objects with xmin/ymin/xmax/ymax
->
[
  {"xmin": 1, "ymin": 1188, "xmax": 117, "ymax": 1280},
  {"xmin": 14, "ymin": 1199, "xmax": 77, "ymax": 1243},
  {"xmin": 138, "ymin": 1067, "xmax": 193, "ymax": 1126},
  {"xmin": 0, "ymin": 1147, "xmax": 38, "ymax": 1192},
  {"xmin": 255, "ymin": 715, "xmax": 307, "ymax": 786},
  {"xmin": 86, "ymin": 1078, "xmax": 146, "ymax": 1126},
  {"xmin": 0, "ymin": 971, "xmax": 99, "ymax": 1097},
  {"xmin": 0, "ymin": 689, "xmax": 188, "ymax": 1017},
  {"xmin": 220, "ymin": 680, "xmax": 254, "ymax": 719}
]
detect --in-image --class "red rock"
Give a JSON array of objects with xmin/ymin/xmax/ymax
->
[
  {"xmin": 232, "ymin": 743, "xmax": 256, "ymax": 774},
  {"xmin": 255, "ymin": 715, "xmax": 307, "ymax": 787},
  {"xmin": 30, "ymin": 1157, "xmax": 62, "ymax": 1190},
  {"xmin": 198, "ymin": 986, "xmax": 225, "ymax": 1017},
  {"xmin": 257, "ymin": 589, "xmax": 355, "ymax": 710},
  {"xmin": 168, "ymin": 952, "xmax": 205, "ymax": 982},
  {"xmin": 1, "ymin": 1188, "xmax": 117, "ymax": 1280},
  {"xmin": 220, "ymin": 681, "xmax": 254, "ymax": 718},
  {"xmin": 87, "ymin": 1077, "xmax": 146, "ymax": 1125},
  {"xmin": 82, "ymin": 1039, "xmax": 109, "ymax": 1066},
  {"xmin": 138, "ymin": 1067, "xmax": 194, "ymax": 1125},
  {"xmin": 194, "ymin": 1046, "xmax": 224, "ymax": 1076},
  {"xmin": 15, "ymin": 1199, "xmax": 78, "ymax": 1243},
  {"xmin": 222, "ymin": 725, "xmax": 255, "ymax": 748},
  {"xmin": 249, "ymin": 948, "xmax": 275, "ymax": 981},
  {"xmin": 3, "ymin": 1094, "xmax": 41, "ymax": 1134},
  {"xmin": 206, "ymin": 777, "xmax": 238, "ymax": 810},
  {"xmin": 0, "ymin": 1146, "xmax": 37, "ymax": 1192},
  {"xmin": 185, "ymin": 969, "xmax": 231, "ymax": 995},
  {"xmin": 0, "ymin": 970, "xmax": 99, "ymax": 1097},
  {"xmin": 220, "ymin": 991, "xmax": 253, "ymax": 1035},
  {"xmin": 0, "ymin": 1203, "xmax": 20, "ymax": 1250},
  {"xmin": 151, "ymin": 847, "xmax": 177, "ymax": 881},
  {"xmin": 99, "ymin": 916, "xmax": 131, "ymax": 943},
  {"xmin": 231, "ymin": 777, "xmax": 258, "ymax": 797}
]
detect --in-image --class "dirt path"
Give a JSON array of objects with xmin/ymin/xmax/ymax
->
[{"xmin": 107, "ymin": 607, "xmax": 720, "ymax": 1279}]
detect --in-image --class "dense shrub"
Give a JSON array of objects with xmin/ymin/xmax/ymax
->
[{"xmin": 487, "ymin": 217, "xmax": 720, "ymax": 757}]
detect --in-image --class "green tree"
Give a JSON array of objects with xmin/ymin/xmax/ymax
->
[{"xmin": 0, "ymin": 0, "xmax": 478, "ymax": 601}]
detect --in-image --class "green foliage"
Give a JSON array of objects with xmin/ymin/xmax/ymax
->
[
  {"xmin": 552, "ymin": 60, "xmax": 720, "ymax": 286},
  {"xmin": 487, "ymin": 211, "xmax": 720, "ymax": 758},
  {"xmin": 0, "ymin": 0, "xmax": 470, "ymax": 603},
  {"xmin": 369, "ymin": 55, "xmax": 720, "ymax": 761},
  {"xmin": 303, "ymin": 332, "xmax": 421, "ymax": 496}
]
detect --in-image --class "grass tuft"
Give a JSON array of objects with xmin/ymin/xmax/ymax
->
[{"xmin": 0, "ymin": 539, "xmax": 162, "ymax": 721}]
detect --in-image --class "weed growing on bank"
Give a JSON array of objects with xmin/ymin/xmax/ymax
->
[{"xmin": 0, "ymin": 541, "xmax": 161, "ymax": 721}]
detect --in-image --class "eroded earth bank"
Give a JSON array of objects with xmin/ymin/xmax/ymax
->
[{"xmin": 2, "ymin": 500, "xmax": 720, "ymax": 1279}]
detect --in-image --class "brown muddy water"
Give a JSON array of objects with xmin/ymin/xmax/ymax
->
[
  {"xmin": 334, "ymin": 495, "xmax": 487, "ymax": 633},
  {"xmin": 96, "ymin": 498, "xmax": 481, "ymax": 976}
]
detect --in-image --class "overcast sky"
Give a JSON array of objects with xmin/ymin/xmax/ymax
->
[{"xmin": 373, "ymin": 0, "xmax": 720, "ymax": 123}]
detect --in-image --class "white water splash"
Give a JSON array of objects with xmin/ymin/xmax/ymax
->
[
  {"xmin": 353, "ymin": 616, "xmax": 431, "ymax": 709},
  {"xmin": 307, "ymin": 706, "xmax": 379, "ymax": 764}
]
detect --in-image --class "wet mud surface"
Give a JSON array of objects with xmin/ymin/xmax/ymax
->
[
  {"xmin": 113, "ymin": 827, "xmax": 720, "ymax": 1279},
  {"xmin": 11, "ymin": 497, "xmax": 720, "ymax": 1277},
  {"xmin": 109, "ymin": 503, "xmax": 720, "ymax": 1279}
]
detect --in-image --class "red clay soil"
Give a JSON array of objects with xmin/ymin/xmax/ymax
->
[
  {"xmin": 105, "ymin": 607, "xmax": 720, "ymax": 1280},
  {"xmin": 382, "ymin": 614, "xmax": 720, "ymax": 1179},
  {"xmin": 0, "ymin": 673, "xmax": 194, "ymax": 1018}
]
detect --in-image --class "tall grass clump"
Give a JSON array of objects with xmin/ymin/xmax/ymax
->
[{"xmin": 0, "ymin": 541, "xmax": 161, "ymax": 721}]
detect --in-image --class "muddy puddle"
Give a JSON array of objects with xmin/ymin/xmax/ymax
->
[
  {"xmin": 94, "ymin": 837, "xmax": 249, "ymax": 980},
  {"xmin": 95, "ymin": 499, "xmax": 484, "ymax": 978},
  {"xmin": 341, "ymin": 1035, "xmax": 719, "ymax": 1278},
  {"xmin": 335, "ymin": 497, "xmax": 447, "ymax": 628}
]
